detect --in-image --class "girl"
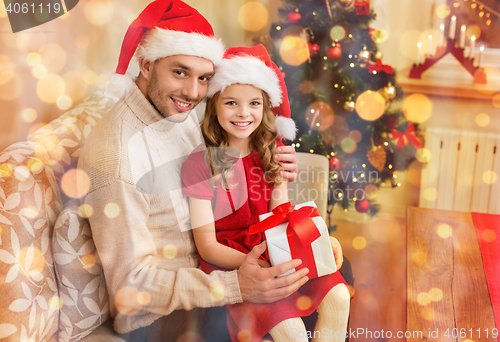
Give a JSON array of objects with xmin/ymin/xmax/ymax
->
[{"xmin": 181, "ymin": 44, "xmax": 350, "ymax": 342}]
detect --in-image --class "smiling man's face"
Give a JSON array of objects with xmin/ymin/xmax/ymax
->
[{"xmin": 145, "ymin": 55, "xmax": 215, "ymax": 122}]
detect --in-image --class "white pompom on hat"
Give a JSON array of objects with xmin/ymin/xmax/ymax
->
[{"xmin": 207, "ymin": 44, "xmax": 297, "ymax": 141}]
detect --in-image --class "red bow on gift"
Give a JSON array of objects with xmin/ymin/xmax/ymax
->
[
  {"xmin": 367, "ymin": 59, "xmax": 393, "ymax": 74},
  {"xmin": 392, "ymin": 123, "xmax": 421, "ymax": 149},
  {"xmin": 249, "ymin": 202, "xmax": 323, "ymax": 278}
]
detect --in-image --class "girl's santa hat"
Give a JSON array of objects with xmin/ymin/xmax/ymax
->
[
  {"xmin": 109, "ymin": 0, "xmax": 225, "ymax": 97},
  {"xmin": 207, "ymin": 44, "xmax": 297, "ymax": 141}
]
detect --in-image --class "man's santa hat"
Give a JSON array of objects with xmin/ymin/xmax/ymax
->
[
  {"xmin": 109, "ymin": 0, "xmax": 225, "ymax": 97},
  {"xmin": 207, "ymin": 44, "xmax": 297, "ymax": 141}
]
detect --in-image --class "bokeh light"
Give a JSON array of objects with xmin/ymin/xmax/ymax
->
[
  {"xmin": 61, "ymin": 169, "xmax": 90, "ymax": 198},
  {"xmin": 75, "ymin": 35, "xmax": 90, "ymax": 49},
  {"xmin": 115, "ymin": 286, "xmax": 140, "ymax": 315},
  {"xmin": 2, "ymin": 25, "xmax": 46, "ymax": 51},
  {"xmin": 39, "ymin": 44, "xmax": 66, "ymax": 73},
  {"xmin": 96, "ymin": 74, "xmax": 110, "ymax": 88},
  {"xmin": 421, "ymin": 307, "xmax": 434, "ymax": 320},
  {"xmin": 19, "ymin": 246, "xmax": 44, "ymax": 274},
  {"xmin": 412, "ymin": 249, "xmax": 427, "ymax": 265},
  {"xmin": 210, "ymin": 280, "xmax": 225, "ymax": 302},
  {"xmin": 403, "ymin": 94, "xmax": 432, "ymax": 123},
  {"xmin": 355, "ymin": 90, "xmax": 386, "ymax": 121},
  {"xmin": 63, "ymin": 71, "xmax": 88, "ymax": 102},
  {"xmin": 0, "ymin": 74, "xmax": 22, "ymax": 101},
  {"xmin": 78, "ymin": 204, "xmax": 94, "ymax": 218},
  {"xmin": 49, "ymin": 296, "xmax": 64, "ymax": 310},
  {"xmin": 20, "ymin": 206, "xmax": 38, "ymax": 219},
  {"xmin": 435, "ymin": 4, "xmax": 451, "ymax": 18},
  {"xmin": 85, "ymin": 0, "xmax": 115, "ymax": 26},
  {"xmin": 305, "ymin": 102, "xmax": 334, "ymax": 131},
  {"xmin": 466, "ymin": 25, "xmax": 481, "ymax": 40},
  {"xmin": 399, "ymin": 30, "xmax": 423, "ymax": 60},
  {"xmin": 429, "ymin": 288, "xmax": 443, "ymax": 302},
  {"xmin": 162, "ymin": 245, "xmax": 178, "ymax": 259},
  {"xmin": 280, "ymin": 33, "xmax": 308, "ymax": 66},
  {"xmin": 371, "ymin": 28, "xmax": 388, "ymax": 44},
  {"xmin": 352, "ymin": 236, "xmax": 367, "ymax": 250},
  {"xmin": 238, "ymin": 2, "xmax": 268, "ymax": 31},
  {"xmin": 0, "ymin": 163, "xmax": 13, "ymax": 178},
  {"xmin": 476, "ymin": 113, "xmax": 490, "ymax": 127},
  {"xmin": 237, "ymin": 329, "xmax": 251, "ymax": 342},
  {"xmin": 26, "ymin": 52, "xmax": 41, "ymax": 67},
  {"xmin": 32, "ymin": 65, "xmax": 48, "ymax": 79},
  {"xmin": 137, "ymin": 291, "xmax": 151, "ymax": 305},
  {"xmin": 364, "ymin": 184, "xmax": 378, "ymax": 200},
  {"xmin": 21, "ymin": 108, "xmax": 37, "ymax": 123},
  {"xmin": 436, "ymin": 223, "xmax": 452, "ymax": 238},
  {"xmin": 37, "ymin": 74, "xmax": 65, "ymax": 103},
  {"xmin": 341, "ymin": 137, "xmax": 357, "ymax": 154},
  {"xmin": 415, "ymin": 148, "xmax": 432, "ymax": 164},
  {"xmin": 14, "ymin": 166, "xmax": 30, "ymax": 181},
  {"xmin": 296, "ymin": 295, "xmax": 312, "ymax": 310},
  {"xmin": 330, "ymin": 25, "xmax": 346, "ymax": 41},
  {"xmin": 417, "ymin": 292, "xmax": 431, "ymax": 306},
  {"xmin": 27, "ymin": 158, "xmax": 43, "ymax": 173},
  {"xmin": 348, "ymin": 130, "xmax": 362, "ymax": 143},
  {"xmin": 299, "ymin": 80, "xmax": 314, "ymax": 94},
  {"xmin": 81, "ymin": 254, "xmax": 96, "ymax": 268},
  {"xmin": 0, "ymin": 55, "xmax": 14, "ymax": 85},
  {"xmin": 493, "ymin": 94, "xmax": 500, "ymax": 108},
  {"xmin": 482, "ymin": 229, "xmax": 496, "ymax": 243},
  {"xmin": 84, "ymin": 70, "xmax": 98, "ymax": 85},
  {"xmin": 357, "ymin": 289, "xmax": 374, "ymax": 304},
  {"xmin": 57, "ymin": 95, "xmax": 73, "ymax": 110},
  {"xmin": 320, "ymin": 115, "xmax": 349, "ymax": 145},
  {"xmin": 104, "ymin": 202, "xmax": 120, "ymax": 218},
  {"xmin": 34, "ymin": 6, "xmax": 49, "ymax": 23},
  {"xmin": 483, "ymin": 170, "xmax": 497, "ymax": 185},
  {"xmin": 424, "ymin": 187, "xmax": 438, "ymax": 202}
]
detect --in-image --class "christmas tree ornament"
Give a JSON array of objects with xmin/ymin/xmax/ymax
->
[
  {"xmin": 339, "ymin": 0, "xmax": 354, "ymax": 7},
  {"xmin": 374, "ymin": 50, "xmax": 383, "ymax": 60},
  {"xmin": 329, "ymin": 156, "xmax": 341, "ymax": 171},
  {"xmin": 344, "ymin": 99, "xmax": 356, "ymax": 111},
  {"xmin": 381, "ymin": 83, "xmax": 396, "ymax": 100},
  {"xmin": 287, "ymin": 10, "xmax": 301, "ymax": 24},
  {"xmin": 355, "ymin": 0, "xmax": 370, "ymax": 15},
  {"xmin": 308, "ymin": 42, "xmax": 320, "ymax": 57},
  {"xmin": 330, "ymin": 25, "xmax": 346, "ymax": 42},
  {"xmin": 392, "ymin": 123, "xmax": 421, "ymax": 149},
  {"xmin": 367, "ymin": 145, "xmax": 387, "ymax": 172},
  {"xmin": 355, "ymin": 199, "xmax": 370, "ymax": 213},
  {"xmin": 327, "ymin": 42, "xmax": 342, "ymax": 60},
  {"xmin": 367, "ymin": 59, "xmax": 393, "ymax": 74},
  {"xmin": 359, "ymin": 47, "xmax": 371, "ymax": 63}
]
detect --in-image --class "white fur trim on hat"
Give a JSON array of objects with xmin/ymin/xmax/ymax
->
[
  {"xmin": 275, "ymin": 115, "xmax": 297, "ymax": 141},
  {"xmin": 104, "ymin": 73, "xmax": 136, "ymax": 99},
  {"xmin": 206, "ymin": 56, "xmax": 282, "ymax": 107},
  {"xmin": 135, "ymin": 28, "xmax": 225, "ymax": 66}
]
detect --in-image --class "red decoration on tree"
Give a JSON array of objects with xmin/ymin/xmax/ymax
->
[
  {"xmin": 327, "ymin": 43, "xmax": 342, "ymax": 60},
  {"xmin": 287, "ymin": 11, "xmax": 301, "ymax": 24},
  {"xmin": 392, "ymin": 123, "xmax": 421, "ymax": 149},
  {"xmin": 367, "ymin": 59, "xmax": 393, "ymax": 74},
  {"xmin": 355, "ymin": 199, "xmax": 370, "ymax": 213},
  {"xmin": 308, "ymin": 43, "xmax": 320, "ymax": 57},
  {"xmin": 329, "ymin": 156, "xmax": 340, "ymax": 171},
  {"xmin": 355, "ymin": 0, "xmax": 370, "ymax": 15}
]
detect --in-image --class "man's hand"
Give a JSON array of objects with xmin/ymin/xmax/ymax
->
[
  {"xmin": 275, "ymin": 145, "xmax": 298, "ymax": 182},
  {"xmin": 330, "ymin": 236, "xmax": 344, "ymax": 270},
  {"xmin": 238, "ymin": 241, "xmax": 309, "ymax": 304}
]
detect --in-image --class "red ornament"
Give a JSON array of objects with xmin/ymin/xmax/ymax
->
[
  {"xmin": 326, "ymin": 43, "xmax": 342, "ymax": 60},
  {"xmin": 329, "ymin": 156, "xmax": 340, "ymax": 171},
  {"xmin": 308, "ymin": 42, "xmax": 320, "ymax": 57},
  {"xmin": 355, "ymin": 1, "xmax": 370, "ymax": 15},
  {"xmin": 355, "ymin": 199, "xmax": 370, "ymax": 213},
  {"xmin": 287, "ymin": 11, "xmax": 301, "ymax": 24}
]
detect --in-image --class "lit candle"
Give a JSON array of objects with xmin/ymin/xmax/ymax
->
[
  {"xmin": 417, "ymin": 42, "xmax": 422, "ymax": 65},
  {"xmin": 440, "ymin": 24, "xmax": 445, "ymax": 47},
  {"xmin": 428, "ymin": 35, "xmax": 433, "ymax": 55},
  {"xmin": 449, "ymin": 16, "xmax": 457, "ymax": 40},
  {"xmin": 459, "ymin": 25, "xmax": 466, "ymax": 48},
  {"xmin": 470, "ymin": 36, "xmax": 476, "ymax": 58},
  {"xmin": 479, "ymin": 46, "xmax": 484, "ymax": 67}
]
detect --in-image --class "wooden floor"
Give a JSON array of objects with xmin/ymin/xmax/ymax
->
[{"xmin": 333, "ymin": 214, "xmax": 408, "ymax": 341}]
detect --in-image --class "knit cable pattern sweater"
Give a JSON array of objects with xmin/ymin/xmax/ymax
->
[{"xmin": 78, "ymin": 84, "xmax": 242, "ymax": 334}]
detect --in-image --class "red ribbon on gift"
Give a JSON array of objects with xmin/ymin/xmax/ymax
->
[
  {"xmin": 392, "ymin": 123, "xmax": 421, "ymax": 149},
  {"xmin": 367, "ymin": 59, "xmax": 393, "ymax": 74},
  {"xmin": 249, "ymin": 202, "xmax": 322, "ymax": 278}
]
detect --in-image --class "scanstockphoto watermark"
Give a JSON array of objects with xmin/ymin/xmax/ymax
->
[{"xmin": 290, "ymin": 328, "xmax": 423, "ymax": 339}]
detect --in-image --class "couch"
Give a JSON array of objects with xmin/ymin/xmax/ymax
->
[{"xmin": 0, "ymin": 90, "xmax": 351, "ymax": 342}]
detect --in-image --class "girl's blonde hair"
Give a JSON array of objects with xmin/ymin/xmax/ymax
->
[{"xmin": 200, "ymin": 90, "xmax": 282, "ymax": 188}]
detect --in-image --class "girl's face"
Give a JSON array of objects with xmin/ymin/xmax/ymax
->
[{"xmin": 216, "ymin": 84, "xmax": 263, "ymax": 151}]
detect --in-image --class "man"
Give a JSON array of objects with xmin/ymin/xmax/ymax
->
[{"xmin": 79, "ymin": 0, "xmax": 345, "ymax": 340}]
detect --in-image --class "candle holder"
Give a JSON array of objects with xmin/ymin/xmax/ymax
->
[{"xmin": 409, "ymin": 38, "xmax": 487, "ymax": 84}]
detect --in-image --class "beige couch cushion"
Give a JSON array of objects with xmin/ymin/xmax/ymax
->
[
  {"xmin": 0, "ymin": 142, "xmax": 62, "ymax": 341},
  {"xmin": 52, "ymin": 201, "xmax": 109, "ymax": 342}
]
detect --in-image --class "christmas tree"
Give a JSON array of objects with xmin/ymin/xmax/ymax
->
[{"xmin": 266, "ymin": 0, "xmax": 420, "ymax": 216}]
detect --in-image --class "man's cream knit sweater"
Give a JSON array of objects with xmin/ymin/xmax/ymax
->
[{"xmin": 78, "ymin": 84, "xmax": 242, "ymax": 334}]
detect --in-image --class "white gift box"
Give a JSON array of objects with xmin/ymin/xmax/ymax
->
[{"xmin": 259, "ymin": 201, "xmax": 337, "ymax": 278}]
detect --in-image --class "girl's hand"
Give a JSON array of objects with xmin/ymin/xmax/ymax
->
[
  {"xmin": 275, "ymin": 146, "xmax": 298, "ymax": 182},
  {"xmin": 330, "ymin": 236, "xmax": 344, "ymax": 270},
  {"xmin": 258, "ymin": 259, "xmax": 271, "ymax": 268}
]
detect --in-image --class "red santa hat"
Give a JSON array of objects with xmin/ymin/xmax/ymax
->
[
  {"xmin": 207, "ymin": 44, "xmax": 297, "ymax": 140},
  {"xmin": 108, "ymin": 0, "xmax": 225, "ymax": 97}
]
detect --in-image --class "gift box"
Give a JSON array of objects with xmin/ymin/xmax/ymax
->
[{"xmin": 249, "ymin": 201, "xmax": 337, "ymax": 278}]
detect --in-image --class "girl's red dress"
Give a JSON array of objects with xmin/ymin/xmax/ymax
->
[{"xmin": 181, "ymin": 145, "xmax": 347, "ymax": 342}]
